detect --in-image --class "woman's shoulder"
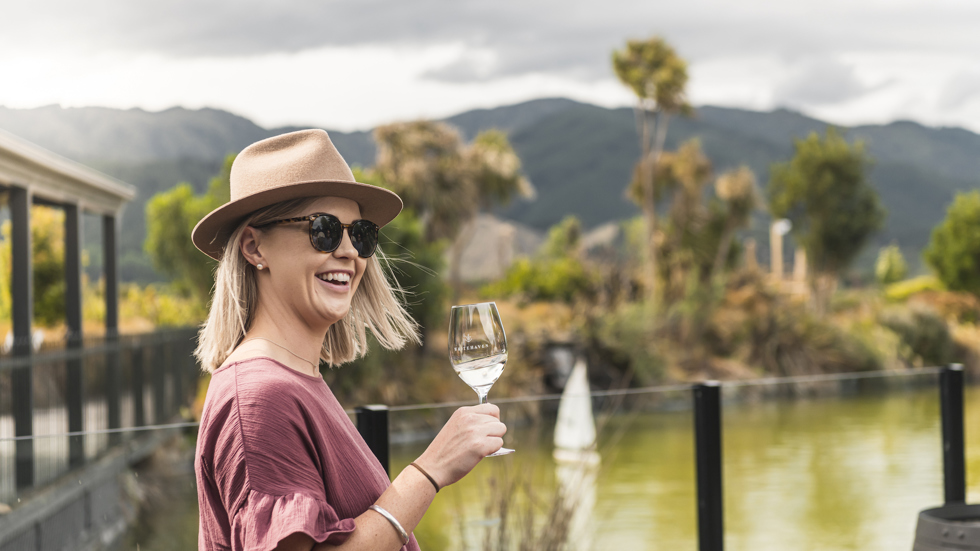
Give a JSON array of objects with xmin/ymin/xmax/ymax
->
[
  {"xmin": 205, "ymin": 358, "xmax": 318, "ymax": 417},
  {"xmin": 218, "ymin": 357, "xmax": 329, "ymax": 419},
  {"xmin": 216, "ymin": 355, "xmax": 320, "ymax": 387}
]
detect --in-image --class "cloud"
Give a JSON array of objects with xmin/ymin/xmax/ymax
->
[
  {"xmin": 4, "ymin": 0, "xmax": 980, "ymax": 132},
  {"xmin": 939, "ymin": 71, "xmax": 980, "ymax": 109},
  {"xmin": 774, "ymin": 58, "xmax": 870, "ymax": 106},
  {"xmin": 4, "ymin": 0, "xmax": 977, "ymax": 85}
]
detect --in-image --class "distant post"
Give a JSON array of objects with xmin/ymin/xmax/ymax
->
[
  {"xmin": 694, "ymin": 381, "xmax": 724, "ymax": 551},
  {"xmin": 940, "ymin": 364, "xmax": 965, "ymax": 504}
]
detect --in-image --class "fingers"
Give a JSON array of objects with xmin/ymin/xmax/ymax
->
[
  {"xmin": 483, "ymin": 437, "xmax": 504, "ymax": 456},
  {"xmin": 466, "ymin": 403, "xmax": 500, "ymax": 419},
  {"xmin": 486, "ymin": 420, "xmax": 507, "ymax": 438}
]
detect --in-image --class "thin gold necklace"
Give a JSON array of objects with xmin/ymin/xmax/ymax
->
[{"xmin": 240, "ymin": 337, "xmax": 319, "ymax": 375}]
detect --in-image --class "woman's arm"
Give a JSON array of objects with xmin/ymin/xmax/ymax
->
[{"xmin": 277, "ymin": 403, "xmax": 507, "ymax": 551}]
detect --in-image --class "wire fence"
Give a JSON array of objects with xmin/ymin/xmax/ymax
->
[{"xmin": 0, "ymin": 364, "xmax": 947, "ymax": 439}]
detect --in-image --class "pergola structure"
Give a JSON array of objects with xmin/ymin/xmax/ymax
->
[{"xmin": 0, "ymin": 129, "xmax": 135, "ymax": 488}]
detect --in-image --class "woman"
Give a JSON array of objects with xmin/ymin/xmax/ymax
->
[{"xmin": 192, "ymin": 129, "xmax": 506, "ymax": 550}]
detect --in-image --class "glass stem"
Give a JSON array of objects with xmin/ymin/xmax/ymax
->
[{"xmin": 479, "ymin": 393, "xmax": 489, "ymax": 405}]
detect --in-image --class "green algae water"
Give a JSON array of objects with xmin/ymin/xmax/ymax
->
[{"xmin": 126, "ymin": 379, "xmax": 980, "ymax": 551}]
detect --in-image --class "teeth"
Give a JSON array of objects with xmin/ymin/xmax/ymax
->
[{"xmin": 319, "ymin": 272, "xmax": 350, "ymax": 283}]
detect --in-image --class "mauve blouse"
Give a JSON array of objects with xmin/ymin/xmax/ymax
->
[{"xmin": 195, "ymin": 357, "xmax": 420, "ymax": 550}]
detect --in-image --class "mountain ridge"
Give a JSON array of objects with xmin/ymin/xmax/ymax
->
[{"xmin": 1, "ymin": 98, "xmax": 977, "ymax": 281}]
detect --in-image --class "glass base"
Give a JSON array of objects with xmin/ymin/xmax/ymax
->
[{"xmin": 487, "ymin": 447, "xmax": 515, "ymax": 457}]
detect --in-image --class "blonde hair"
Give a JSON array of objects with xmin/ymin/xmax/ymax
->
[{"xmin": 194, "ymin": 198, "xmax": 420, "ymax": 373}]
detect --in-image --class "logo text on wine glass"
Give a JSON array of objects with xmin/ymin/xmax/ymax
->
[{"xmin": 455, "ymin": 334, "xmax": 489, "ymax": 353}]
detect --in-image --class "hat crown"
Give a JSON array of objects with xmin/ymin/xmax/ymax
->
[{"xmin": 229, "ymin": 129, "xmax": 355, "ymax": 201}]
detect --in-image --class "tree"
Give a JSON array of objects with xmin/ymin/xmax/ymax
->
[
  {"xmin": 613, "ymin": 36, "xmax": 691, "ymax": 301},
  {"xmin": 628, "ymin": 139, "xmax": 730, "ymax": 297},
  {"xmin": 712, "ymin": 166, "xmax": 759, "ymax": 279},
  {"xmin": 0, "ymin": 206, "xmax": 68, "ymax": 327},
  {"xmin": 924, "ymin": 191, "xmax": 980, "ymax": 295},
  {"xmin": 374, "ymin": 121, "xmax": 532, "ymax": 300},
  {"xmin": 374, "ymin": 121, "xmax": 474, "ymax": 243},
  {"xmin": 144, "ymin": 155, "xmax": 231, "ymax": 302},
  {"xmin": 352, "ymin": 167, "xmax": 448, "ymax": 337},
  {"xmin": 875, "ymin": 244, "xmax": 908, "ymax": 286},
  {"xmin": 769, "ymin": 129, "xmax": 885, "ymax": 313}
]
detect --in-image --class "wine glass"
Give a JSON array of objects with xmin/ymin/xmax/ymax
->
[{"xmin": 449, "ymin": 302, "xmax": 514, "ymax": 456}]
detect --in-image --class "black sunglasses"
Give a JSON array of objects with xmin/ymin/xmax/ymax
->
[{"xmin": 253, "ymin": 213, "xmax": 380, "ymax": 258}]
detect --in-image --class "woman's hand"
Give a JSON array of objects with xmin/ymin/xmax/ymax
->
[{"xmin": 414, "ymin": 404, "xmax": 507, "ymax": 489}]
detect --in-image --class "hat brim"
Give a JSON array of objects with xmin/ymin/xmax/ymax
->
[{"xmin": 191, "ymin": 179, "xmax": 404, "ymax": 260}]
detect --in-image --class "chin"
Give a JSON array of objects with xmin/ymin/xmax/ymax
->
[{"xmin": 320, "ymin": 305, "xmax": 352, "ymax": 327}]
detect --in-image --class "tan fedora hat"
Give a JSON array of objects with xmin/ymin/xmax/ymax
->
[{"xmin": 192, "ymin": 129, "xmax": 402, "ymax": 260}]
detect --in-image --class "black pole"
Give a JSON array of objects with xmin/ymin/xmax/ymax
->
[
  {"xmin": 103, "ymin": 215, "xmax": 122, "ymax": 445},
  {"xmin": 154, "ymin": 342, "xmax": 167, "ymax": 423},
  {"xmin": 131, "ymin": 344, "xmax": 145, "ymax": 429},
  {"xmin": 10, "ymin": 186, "xmax": 34, "ymax": 489},
  {"xmin": 940, "ymin": 364, "xmax": 965, "ymax": 505},
  {"xmin": 694, "ymin": 381, "xmax": 724, "ymax": 551},
  {"xmin": 356, "ymin": 405, "xmax": 390, "ymax": 477},
  {"xmin": 65, "ymin": 203, "xmax": 85, "ymax": 467}
]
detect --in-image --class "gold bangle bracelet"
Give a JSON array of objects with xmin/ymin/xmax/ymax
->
[{"xmin": 369, "ymin": 504, "xmax": 409, "ymax": 546}]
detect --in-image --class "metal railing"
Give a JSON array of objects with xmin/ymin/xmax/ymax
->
[
  {"xmin": 0, "ymin": 328, "xmax": 200, "ymax": 503},
  {"xmin": 0, "ymin": 345, "xmax": 961, "ymax": 550},
  {"xmin": 352, "ymin": 365, "xmax": 966, "ymax": 551}
]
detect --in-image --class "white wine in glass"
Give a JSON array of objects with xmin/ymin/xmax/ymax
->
[{"xmin": 449, "ymin": 302, "xmax": 514, "ymax": 456}]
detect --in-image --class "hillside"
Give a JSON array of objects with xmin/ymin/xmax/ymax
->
[{"xmin": 1, "ymin": 99, "xmax": 977, "ymax": 281}]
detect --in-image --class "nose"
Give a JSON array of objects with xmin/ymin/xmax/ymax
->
[{"xmin": 333, "ymin": 226, "xmax": 359, "ymax": 259}]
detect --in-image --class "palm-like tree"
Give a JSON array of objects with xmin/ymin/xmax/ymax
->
[
  {"xmin": 374, "ymin": 122, "xmax": 532, "ymax": 300},
  {"xmin": 613, "ymin": 36, "xmax": 691, "ymax": 301}
]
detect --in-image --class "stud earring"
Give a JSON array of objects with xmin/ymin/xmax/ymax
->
[{"xmin": 256, "ymin": 263, "xmax": 263, "ymax": 270}]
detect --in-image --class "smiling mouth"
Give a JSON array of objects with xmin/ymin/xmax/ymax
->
[{"xmin": 317, "ymin": 271, "xmax": 351, "ymax": 287}]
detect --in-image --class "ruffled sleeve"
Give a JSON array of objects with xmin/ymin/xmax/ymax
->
[{"xmin": 231, "ymin": 490, "xmax": 356, "ymax": 550}]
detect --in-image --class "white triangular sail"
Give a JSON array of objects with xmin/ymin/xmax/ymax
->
[
  {"xmin": 553, "ymin": 357, "xmax": 599, "ymax": 463},
  {"xmin": 553, "ymin": 356, "xmax": 599, "ymax": 551}
]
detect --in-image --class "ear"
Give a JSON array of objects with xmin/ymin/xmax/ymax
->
[{"xmin": 240, "ymin": 226, "xmax": 266, "ymax": 268}]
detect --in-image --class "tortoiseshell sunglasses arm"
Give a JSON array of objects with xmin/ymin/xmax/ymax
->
[{"xmin": 252, "ymin": 215, "xmax": 318, "ymax": 228}]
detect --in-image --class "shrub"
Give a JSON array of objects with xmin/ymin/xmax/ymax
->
[
  {"xmin": 590, "ymin": 301, "xmax": 665, "ymax": 384},
  {"xmin": 875, "ymin": 245, "xmax": 908, "ymax": 286},
  {"xmin": 884, "ymin": 276, "xmax": 945, "ymax": 301},
  {"xmin": 879, "ymin": 305, "xmax": 955, "ymax": 367},
  {"xmin": 482, "ymin": 216, "xmax": 597, "ymax": 305},
  {"xmin": 924, "ymin": 191, "xmax": 980, "ymax": 295}
]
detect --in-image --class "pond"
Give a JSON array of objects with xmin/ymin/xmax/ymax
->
[{"xmin": 124, "ymin": 375, "xmax": 980, "ymax": 550}]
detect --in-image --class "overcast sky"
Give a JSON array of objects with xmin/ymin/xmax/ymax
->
[{"xmin": 1, "ymin": 0, "xmax": 978, "ymax": 131}]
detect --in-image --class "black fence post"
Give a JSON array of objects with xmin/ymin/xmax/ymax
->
[
  {"xmin": 10, "ymin": 186, "xmax": 34, "ymax": 490},
  {"xmin": 940, "ymin": 364, "xmax": 966, "ymax": 505},
  {"xmin": 65, "ymin": 203, "xmax": 85, "ymax": 467},
  {"xmin": 132, "ymin": 344, "xmax": 145, "ymax": 429},
  {"xmin": 105, "ymin": 341, "xmax": 122, "ymax": 447},
  {"xmin": 103, "ymin": 214, "xmax": 122, "ymax": 446},
  {"xmin": 154, "ymin": 341, "xmax": 167, "ymax": 424},
  {"xmin": 356, "ymin": 405, "xmax": 390, "ymax": 477},
  {"xmin": 173, "ymin": 337, "xmax": 184, "ymax": 414},
  {"xmin": 694, "ymin": 381, "xmax": 724, "ymax": 551}
]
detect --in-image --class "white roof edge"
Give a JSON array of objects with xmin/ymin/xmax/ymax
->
[{"xmin": 0, "ymin": 127, "xmax": 136, "ymax": 202}]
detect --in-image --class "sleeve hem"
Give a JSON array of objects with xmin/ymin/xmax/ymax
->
[{"xmin": 232, "ymin": 490, "xmax": 356, "ymax": 551}]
